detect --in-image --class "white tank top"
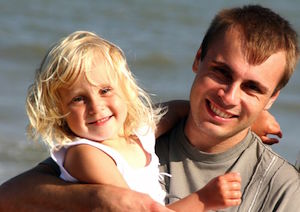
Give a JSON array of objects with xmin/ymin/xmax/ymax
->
[{"xmin": 51, "ymin": 127, "xmax": 166, "ymax": 205}]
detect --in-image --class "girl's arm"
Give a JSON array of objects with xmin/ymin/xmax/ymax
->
[
  {"xmin": 0, "ymin": 163, "xmax": 169, "ymax": 211},
  {"xmin": 155, "ymin": 100, "xmax": 189, "ymax": 138},
  {"xmin": 167, "ymin": 172, "xmax": 242, "ymax": 211},
  {"xmin": 64, "ymin": 144, "xmax": 128, "ymax": 187},
  {"xmin": 63, "ymin": 145, "xmax": 174, "ymax": 211}
]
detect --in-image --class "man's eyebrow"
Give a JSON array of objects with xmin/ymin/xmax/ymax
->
[
  {"xmin": 211, "ymin": 60, "xmax": 270, "ymax": 94},
  {"xmin": 211, "ymin": 60, "xmax": 233, "ymax": 72},
  {"xmin": 246, "ymin": 80, "xmax": 269, "ymax": 94}
]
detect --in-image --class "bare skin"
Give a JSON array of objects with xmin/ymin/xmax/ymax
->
[
  {"xmin": 168, "ymin": 172, "xmax": 242, "ymax": 211},
  {"xmin": 0, "ymin": 33, "xmax": 285, "ymax": 211},
  {"xmin": 0, "ymin": 163, "xmax": 170, "ymax": 212},
  {"xmin": 251, "ymin": 110, "xmax": 282, "ymax": 144},
  {"xmin": 0, "ymin": 163, "xmax": 242, "ymax": 212},
  {"xmin": 57, "ymin": 79, "xmax": 241, "ymax": 212},
  {"xmin": 0, "ymin": 110, "xmax": 281, "ymax": 212}
]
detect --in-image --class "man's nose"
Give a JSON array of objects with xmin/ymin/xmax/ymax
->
[{"xmin": 217, "ymin": 83, "xmax": 240, "ymax": 106}]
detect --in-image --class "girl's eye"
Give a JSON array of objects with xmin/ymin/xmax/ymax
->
[
  {"xmin": 100, "ymin": 87, "xmax": 111, "ymax": 95},
  {"xmin": 72, "ymin": 96, "xmax": 84, "ymax": 103}
]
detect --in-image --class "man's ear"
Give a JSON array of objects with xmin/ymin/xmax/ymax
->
[
  {"xmin": 192, "ymin": 47, "xmax": 202, "ymax": 73},
  {"xmin": 264, "ymin": 90, "xmax": 280, "ymax": 110}
]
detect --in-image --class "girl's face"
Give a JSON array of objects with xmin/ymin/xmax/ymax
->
[{"xmin": 58, "ymin": 57, "xmax": 128, "ymax": 142}]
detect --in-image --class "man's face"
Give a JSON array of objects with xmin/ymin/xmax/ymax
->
[{"xmin": 186, "ymin": 29, "xmax": 285, "ymax": 148}]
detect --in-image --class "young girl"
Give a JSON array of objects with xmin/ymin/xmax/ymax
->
[{"xmin": 26, "ymin": 30, "xmax": 242, "ymax": 211}]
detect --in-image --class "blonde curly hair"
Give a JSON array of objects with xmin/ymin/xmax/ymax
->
[{"xmin": 26, "ymin": 31, "xmax": 164, "ymax": 149}]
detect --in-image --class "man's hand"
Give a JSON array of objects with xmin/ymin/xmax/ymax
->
[
  {"xmin": 251, "ymin": 110, "xmax": 282, "ymax": 145},
  {"xmin": 104, "ymin": 187, "xmax": 172, "ymax": 212},
  {"xmin": 0, "ymin": 163, "xmax": 172, "ymax": 212}
]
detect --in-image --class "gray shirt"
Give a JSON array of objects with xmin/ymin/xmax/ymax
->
[{"xmin": 156, "ymin": 119, "xmax": 300, "ymax": 212}]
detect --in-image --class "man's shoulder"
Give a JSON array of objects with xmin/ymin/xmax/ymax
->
[
  {"xmin": 263, "ymin": 151, "xmax": 300, "ymax": 210},
  {"xmin": 252, "ymin": 132, "xmax": 299, "ymax": 180},
  {"xmin": 155, "ymin": 119, "xmax": 186, "ymax": 164},
  {"xmin": 155, "ymin": 129, "xmax": 172, "ymax": 164},
  {"xmin": 268, "ymin": 150, "xmax": 300, "ymax": 183},
  {"xmin": 239, "ymin": 133, "xmax": 300, "ymax": 211},
  {"xmin": 156, "ymin": 118, "xmax": 185, "ymax": 145}
]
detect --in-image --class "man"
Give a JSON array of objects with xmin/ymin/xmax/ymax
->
[
  {"xmin": 155, "ymin": 5, "xmax": 300, "ymax": 211},
  {"xmin": 0, "ymin": 5, "xmax": 299, "ymax": 211}
]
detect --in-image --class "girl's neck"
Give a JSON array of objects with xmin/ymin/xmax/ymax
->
[{"xmin": 104, "ymin": 135, "xmax": 150, "ymax": 169}]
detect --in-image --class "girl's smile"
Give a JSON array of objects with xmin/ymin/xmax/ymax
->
[
  {"xmin": 87, "ymin": 115, "xmax": 113, "ymax": 126},
  {"xmin": 58, "ymin": 56, "xmax": 128, "ymax": 142}
]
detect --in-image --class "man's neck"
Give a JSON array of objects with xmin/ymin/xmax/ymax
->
[{"xmin": 184, "ymin": 116, "xmax": 249, "ymax": 154}]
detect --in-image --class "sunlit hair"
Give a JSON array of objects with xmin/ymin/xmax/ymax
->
[
  {"xmin": 200, "ymin": 5, "xmax": 299, "ymax": 94},
  {"xmin": 26, "ymin": 31, "xmax": 164, "ymax": 149}
]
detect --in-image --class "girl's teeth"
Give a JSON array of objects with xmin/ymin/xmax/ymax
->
[{"xmin": 97, "ymin": 116, "xmax": 110, "ymax": 123}]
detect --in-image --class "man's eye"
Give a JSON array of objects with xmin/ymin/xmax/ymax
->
[
  {"xmin": 244, "ymin": 82, "xmax": 262, "ymax": 93},
  {"xmin": 211, "ymin": 67, "xmax": 231, "ymax": 82}
]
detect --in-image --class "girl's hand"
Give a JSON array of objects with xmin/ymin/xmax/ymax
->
[
  {"xmin": 251, "ymin": 110, "xmax": 282, "ymax": 145},
  {"xmin": 197, "ymin": 172, "xmax": 242, "ymax": 211}
]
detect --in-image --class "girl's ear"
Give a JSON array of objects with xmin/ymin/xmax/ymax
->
[
  {"xmin": 192, "ymin": 47, "xmax": 202, "ymax": 73},
  {"xmin": 264, "ymin": 90, "xmax": 280, "ymax": 110}
]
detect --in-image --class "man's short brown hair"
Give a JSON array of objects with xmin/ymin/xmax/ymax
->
[{"xmin": 200, "ymin": 5, "xmax": 299, "ymax": 93}]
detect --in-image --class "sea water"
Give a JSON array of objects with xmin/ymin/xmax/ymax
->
[{"xmin": 1, "ymin": 0, "xmax": 299, "ymax": 183}]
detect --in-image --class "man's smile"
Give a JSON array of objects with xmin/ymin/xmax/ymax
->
[{"xmin": 206, "ymin": 100, "xmax": 238, "ymax": 119}]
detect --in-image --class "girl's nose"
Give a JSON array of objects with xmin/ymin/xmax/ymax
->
[{"xmin": 88, "ymin": 98, "xmax": 104, "ymax": 115}]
